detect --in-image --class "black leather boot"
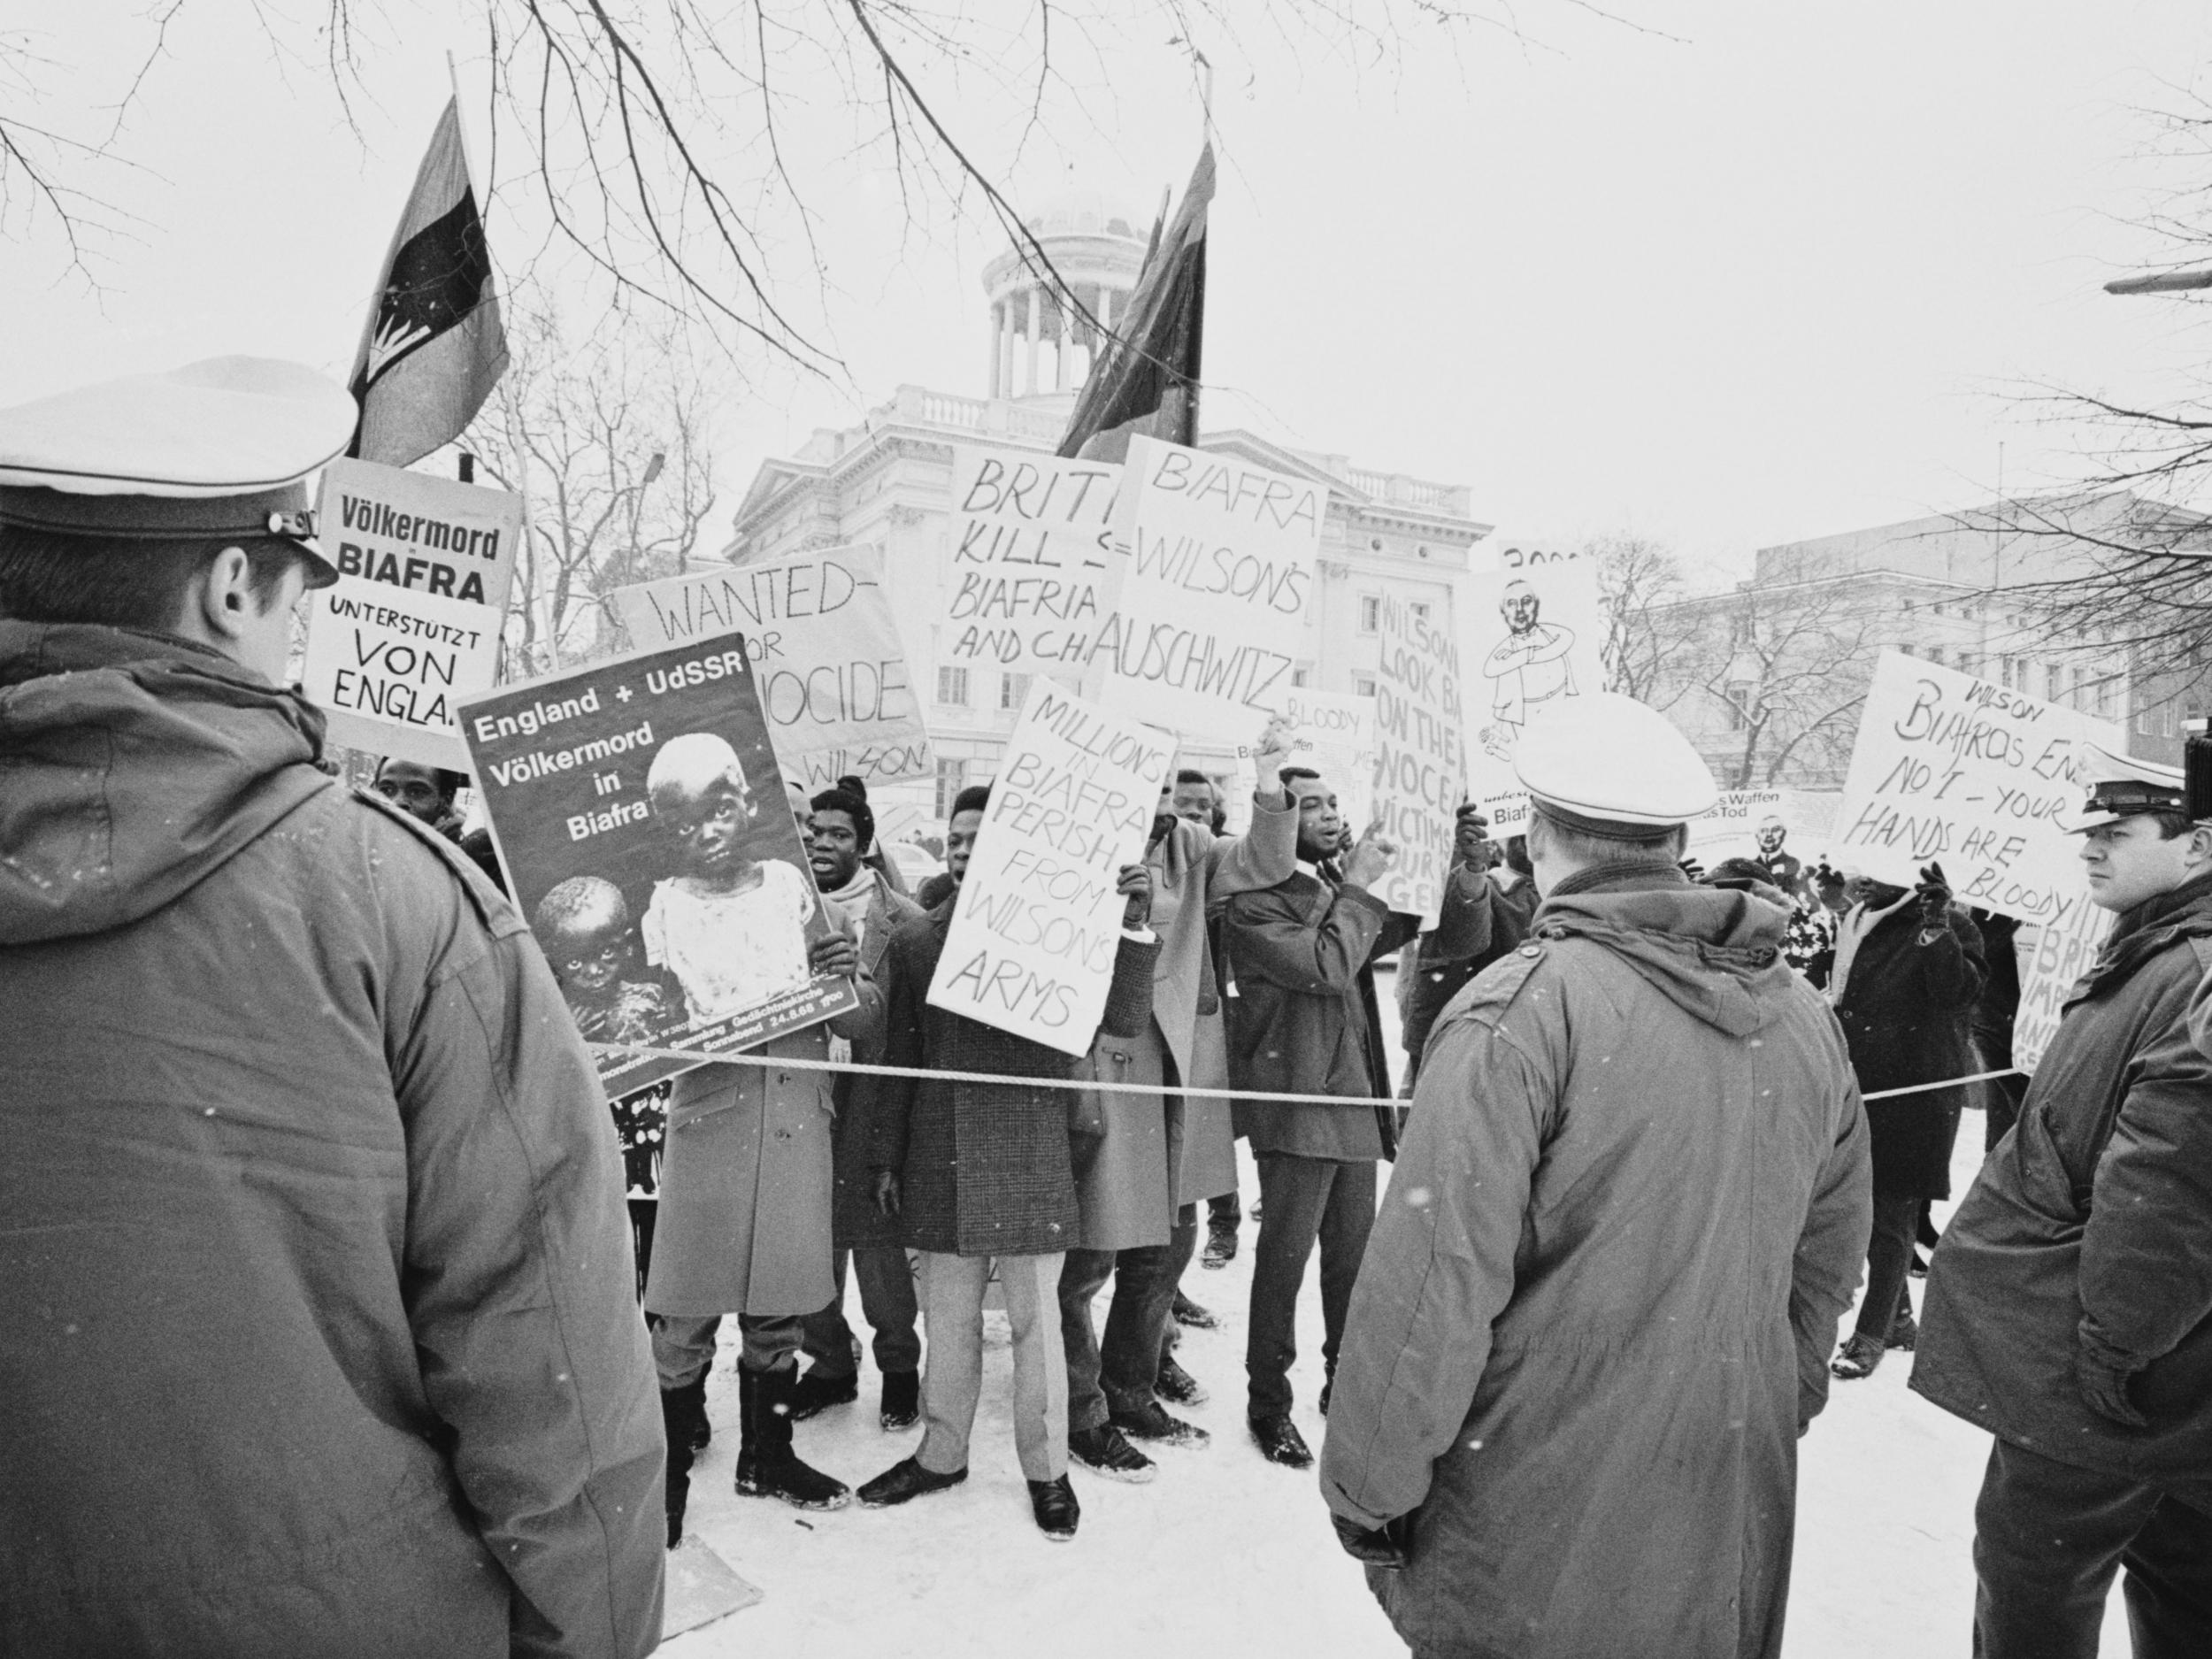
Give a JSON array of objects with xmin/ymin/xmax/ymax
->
[
  {"xmin": 659, "ymin": 1377, "xmax": 707, "ymax": 1547},
  {"xmin": 879, "ymin": 1368, "xmax": 921, "ymax": 1431},
  {"xmin": 733, "ymin": 1363, "xmax": 852, "ymax": 1510}
]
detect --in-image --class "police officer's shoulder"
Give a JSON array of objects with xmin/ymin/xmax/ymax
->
[
  {"xmin": 349, "ymin": 786, "xmax": 525, "ymax": 940},
  {"xmin": 1448, "ymin": 935, "xmax": 1555, "ymax": 1025}
]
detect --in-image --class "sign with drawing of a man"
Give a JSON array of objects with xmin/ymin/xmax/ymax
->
[
  {"xmin": 1460, "ymin": 560, "xmax": 1605, "ymax": 832},
  {"xmin": 1480, "ymin": 578, "xmax": 1578, "ymax": 755}
]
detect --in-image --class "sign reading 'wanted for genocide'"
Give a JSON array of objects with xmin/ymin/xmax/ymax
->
[
  {"xmin": 459, "ymin": 633, "xmax": 857, "ymax": 1098},
  {"xmin": 610, "ymin": 543, "xmax": 933, "ymax": 791},
  {"xmin": 1086, "ymin": 435, "xmax": 1323, "ymax": 736},
  {"xmin": 302, "ymin": 457, "xmax": 522, "ymax": 771}
]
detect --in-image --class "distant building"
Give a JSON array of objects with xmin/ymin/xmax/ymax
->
[
  {"xmin": 721, "ymin": 191, "xmax": 1490, "ymax": 824},
  {"xmin": 1658, "ymin": 493, "xmax": 2201, "ymax": 791}
]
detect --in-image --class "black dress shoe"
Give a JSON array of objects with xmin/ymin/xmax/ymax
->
[
  {"xmin": 1112, "ymin": 1400, "xmax": 1210, "ymax": 1448},
  {"xmin": 879, "ymin": 1368, "xmax": 921, "ymax": 1431},
  {"xmin": 1248, "ymin": 1414, "xmax": 1313, "ymax": 1468},
  {"xmin": 787, "ymin": 1368, "xmax": 859, "ymax": 1422},
  {"xmin": 1171, "ymin": 1291, "xmax": 1221, "ymax": 1331},
  {"xmin": 1028, "ymin": 1473, "xmax": 1080, "ymax": 1540},
  {"xmin": 1201, "ymin": 1225, "xmax": 1238, "ymax": 1270},
  {"xmin": 1318, "ymin": 1377, "xmax": 1333, "ymax": 1417},
  {"xmin": 1154, "ymin": 1355, "xmax": 1209, "ymax": 1407},
  {"xmin": 1068, "ymin": 1422, "xmax": 1156, "ymax": 1483},
  {"xmin": 856, "ymin": 1455, "xmax": 968, "ymax": 1508}
]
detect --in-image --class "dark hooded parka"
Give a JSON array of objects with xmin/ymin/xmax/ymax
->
[
  {"xmin": 0, "ymin": 626, "xmax": 664, "ymax": 1659},
  {"xmin": 1913, "ymin": 871, "xmax": 2212, "ymax": 1495},
  {"xmin": 1320, "ymin": 866, "xmax": 1872, "ymax": 1659}
]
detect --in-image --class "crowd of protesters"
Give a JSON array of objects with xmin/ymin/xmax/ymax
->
[{"xmin": 4, "ymin": 356, "xmax": 2208, "ymax": 1659}]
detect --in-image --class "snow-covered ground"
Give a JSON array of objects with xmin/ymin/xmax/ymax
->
[{"xmin": 666, "ymin": 972, "xmax": 2127, "ymax": 1656}]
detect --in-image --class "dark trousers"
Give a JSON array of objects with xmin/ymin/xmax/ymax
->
[
  {"xmin": 1973, "ymin": 1439, "xmax": 2212, "ymax": 1657},
  {"xmin": 799, "ymin": 1244, "xmax": 921, "ymax": 1379},
  {"xmin": 1855, "ymin": 1191, "xmax": 1919, "ymax": 1340},
  {"xmin": 1246, "ymin": 1153, "xmax": 1376, "ymax": 1418},
  {"xmin": 1059, "ymin": 1205, "xmax": 1201, "ymax": 1432}
]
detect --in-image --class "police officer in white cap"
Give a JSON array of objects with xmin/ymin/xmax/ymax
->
[
  {"xmin": 1318, "ymin": 691, "xmax": 1872, "ymax": 1659},
  {"xmin": 0, "ymin": 359, "xmax": 664, "ymax": 1656},
  {"xmin": 1913, "ymin": 740, "xmax": 2212, "ymax": 1657}
]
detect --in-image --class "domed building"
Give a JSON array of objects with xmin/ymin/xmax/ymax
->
[{"xmin": 720, "ymin": 188, "xmax": 1492, "ymax": 830}]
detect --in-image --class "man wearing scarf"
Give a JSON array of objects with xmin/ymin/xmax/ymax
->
[{"xmin": 1914, "ymin": 743, "xmax": 2212, "ymax": 1657}]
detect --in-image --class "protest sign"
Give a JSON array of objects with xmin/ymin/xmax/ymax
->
[
  {"xmin": 1832, "ymin": 651, "xmax": 2121, "ymax": 927},
  {"xmin": 303, "ymin": 457, "xmax": 522, "ymax": 770},
  {"xmin": 1459, "ymin": 558, "xmax": 1605, "ymax": 833},
  {"xmin": 1369, "ymin": 595, "xmax": 1464, "ymax": 924},
  {"xmin": 2012, "ymin": 901, "xmax": 2110, "ymax": 1077},
  {"xmin": 459, "ymin": 633, "xmax": 858, "ymax": 1096},
  {"xmin": 1685, "ymin": 788, "xmax": 1840, "ymax": 865},
  {"xmin": 929, "ymin": 680, "xmax": 1173, "ymax": 1056},
  {"xmin": 1085, "ymin": 435, "xmax": 1323, "ymax": 734},
  {"xmin": 610, "ymin": 544, "xmax": 931, "ymax": 791},
  {"xmin": 942, "ymin": 445, "xmax": 1120, "ymax": 674},
  {"xmin": 1231, "ymin": 688, "xmax": 1377, "ymax": 837}
]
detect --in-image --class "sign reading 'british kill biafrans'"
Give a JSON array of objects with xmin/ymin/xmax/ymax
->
[
  {"xmin": 610, "ymin": 543, "xmax": 932, "ymax": 791},
  {"xmin": 302, "ymin": 457, "xmax": 522, "ymax": 770},
  {"xmin": 929, "ymin": 680, "xmax": 1174, "ymax": 1056},
  {"xmin": 459, "ymin": 633, "xmax": 857, "ymax": 1098},
  {"xmin": 941, "ymin": 445, "xmax": 1120, "ymax": 675},
  {"xmin": 1083, "ymin": 436, "xmax": 1323, "ymax": 736}
]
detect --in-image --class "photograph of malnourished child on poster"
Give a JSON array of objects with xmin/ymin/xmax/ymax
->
[{"xmin": 459, "ymin": 633, "xmax": 857, "ymax": 1096}]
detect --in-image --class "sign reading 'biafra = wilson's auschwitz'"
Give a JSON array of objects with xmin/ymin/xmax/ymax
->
[
  {"xmin": 302, "ymin": 457, "xmax": 523, "ymax": 772},
  {"xmin": 1084, "ymin": 436, "xmax": 1323, "ymax": 737},
  {"xmin": 460, "ymin": 634, "xmax": 857, "ymax": 1098}
]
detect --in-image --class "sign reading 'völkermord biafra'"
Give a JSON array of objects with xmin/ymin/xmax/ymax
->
[{"xmin": 303, "ymin": 457, "xmax": 522, "ymax": 770}]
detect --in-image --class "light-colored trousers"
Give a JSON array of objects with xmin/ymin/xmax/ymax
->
[{"xmin": 916, "ymin": 1250, "xmax": 1069, "ymax": 1482}]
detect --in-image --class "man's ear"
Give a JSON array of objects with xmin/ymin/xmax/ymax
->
[
  {"xmin": 2187, "ymin": 824, "xmax": 2212, "ymax": 866},
  {"xmin": 194, "ymin": 545, "xmax": 260, "ymax": 642}
]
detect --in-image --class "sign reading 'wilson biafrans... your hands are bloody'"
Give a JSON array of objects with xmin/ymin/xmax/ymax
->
[
  {"xmin": 929, "ymin": 680, "xmax": 1173, "ymax": 1056},
  {"xmin": 1084, "ymin": 435, "xmax": 1323, "ymax": 736}
]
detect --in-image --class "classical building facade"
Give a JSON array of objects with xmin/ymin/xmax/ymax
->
[
  {"xmin": 1656, "ymin": 493, "xmax": 2195, "ymax": 792},
  {"xmin": 721, "ymin": 194, "xmax": 1491, "ymax": 825}
]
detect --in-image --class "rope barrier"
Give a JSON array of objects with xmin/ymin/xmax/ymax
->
[{"xmin": 592, "ymin": 1040, "xmax": 2024, "ymax": 1110}]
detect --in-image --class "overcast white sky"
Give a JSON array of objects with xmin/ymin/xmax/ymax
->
[{"xmin": 8, "ymin": 1, "xmax": 2212, "ymax": 587}]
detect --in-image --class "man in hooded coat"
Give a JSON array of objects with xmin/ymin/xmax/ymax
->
[
  {"xmin": 1319, "ymin": 692, "xmax": 1871, "ymax": 1659},
  {"xmin": 0, "ymin": 360, "xmax": 663, "ymax": 1657}
]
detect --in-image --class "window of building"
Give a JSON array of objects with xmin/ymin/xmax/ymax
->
[
  {"xmin": 1724, "ymin": 680, "xmax": 1755, "ymax": 730},
  {"xmin": 1409, "ymin": 600, "xmax": 1431, "ymax": 621},
  {"xmin": 1358, "ymin": 595, "xmax": 1382, "ymax": 634},
  {"xmin": 936, "ymin": 666, "xmax": 970, "ymax": 707},
  {"xmin": 1925, "ymin": 646, "xmax": 1946, "ymax": 670},
  {"xmin": 2093, "ymin": 675, "xmax": 2118, "ymax": 721},
  {"xmin": 1352, "ymin": 672, "xmax": 1378, "ymax": 697},
  {"xmin": 1292, "ymin": 665, "xmax": 1311, "ymax": 688},
  {"xmin": 999, "ymin": 672, "xmax": 1031, "ymax": 710},
  {"xmin": 933, "ymin": 758, "xmax": 968, "ymax": 818},
  {"xmin": 2047, "ymin": 664, "xmax": 2065, "ymax": 702}
]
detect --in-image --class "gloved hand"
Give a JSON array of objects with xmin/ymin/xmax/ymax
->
[
  {"xmin": 1678, "ymin": 857, "xmax": 1707, "ymax": 882},
  {"xmin": 2076, "ymin": 1346, "xmax": 2148, "ymax": 1430},
  {"xmin": 872, "ymin": 1169, "xmax": 902, "ymax": 1218},
  {"xmin": 1915, "ymin": 862, "xmax": 1953, "ymax": 930},
  {"xmin": 1331, "ymin": 1511, "xmax": 1409, "ymax": 1571}
]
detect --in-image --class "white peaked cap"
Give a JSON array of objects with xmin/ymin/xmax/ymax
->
[{"xmin": 1514, "ymin": 691, "xmax": 1721, "ymax": 831}]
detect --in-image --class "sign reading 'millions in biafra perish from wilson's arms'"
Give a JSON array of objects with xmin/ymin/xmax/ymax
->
[
  {"xmin": 458, "ymin": 633, "xmax": 857, "ymax": 1097},
  {"xmin": 301, "ymin": 457, "xmax": 523, "ymax": 771}
]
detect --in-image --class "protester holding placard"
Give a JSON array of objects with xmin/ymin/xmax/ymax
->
[
  {"xmin": 372, "ymin": 754, "xmax": 506, "ymax": 889},
  {"xmin": 792, "ymin": 785, "xmax": 928, "ymax": 1430},
  {"xmin": 0, "ymin": 358, "xmax": 664, "ymax": 1655},
  {"xmin": 1826, "ymin": 863, "xmax": 1986, "ymax": 1381},
  {"xmin": 1399, "ymin": 805, "xmax": 1537, "ymax": 1087},
  {"xmin": 1059, "ymin": 716, "xmax": 1299, "ymax": 1485},
  {"xmin": 1222, "ymin": 769, "xmax": 1417, "ymax": 1471},
  {"xmin": 1914, "ymin": 743, "xmax": 2212, "ymax": 1655},
  {"xmin": 856, "ymin": 787, "xmax": 1162, "ymax": 1541}
]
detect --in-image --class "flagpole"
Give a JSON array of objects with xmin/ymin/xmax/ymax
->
[{"xmin": 1194, "ymin": 48, "xmax": 1214, "ymax": 147}]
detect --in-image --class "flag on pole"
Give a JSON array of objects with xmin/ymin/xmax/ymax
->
[
  {"xmin": 348, "ymin": 96, "xmax": 508, "ymax": 467},
  {"xmin": 1056, "ymin": 143, "xmax": 1214, "ymax": 463}
]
